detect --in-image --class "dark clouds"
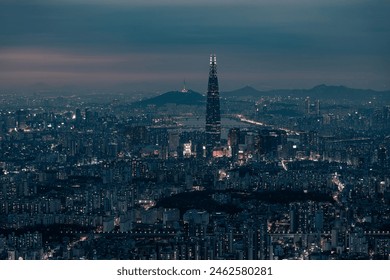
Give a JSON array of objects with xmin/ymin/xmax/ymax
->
[{"xmin": 0, "ymin": 0, "xmax": 389, "ymax": 91}]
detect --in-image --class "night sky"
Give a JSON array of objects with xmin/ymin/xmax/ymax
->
[{"xmin": 1, "ymin": 0, "xmax": 389, "ymax": 92}]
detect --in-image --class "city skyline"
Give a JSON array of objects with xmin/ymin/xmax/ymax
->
[
  {"xmin": 0, "ymin": 0, "xmax": 390, "ymax": 262},
  {"xmin": 1, "ymin": 0, "xmax": 389, "ymax": 92},
  {"xmin": 0, "ymin": 48, "xmax": 390, "ymax": 260}
]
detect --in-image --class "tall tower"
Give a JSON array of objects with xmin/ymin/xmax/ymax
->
[
  {"xmin": 205, "ymin": 54, "xmax": 221, "ymax": 153},
  {"xmin": 316, "ymin": 100, "xmax": 320, "ymax": 116},
  {"xmin": 305, "ymin": 97, "xmax": 310, "ymax": 115}
]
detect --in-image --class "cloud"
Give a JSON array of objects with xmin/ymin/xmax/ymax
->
[
  {"xmin": 0, "ymin": 0, "xmax": 389, "ymax": 90},
  {"xmin": 0, "ymin": 48, "xmax": 208, "ymax": 89},
  {"xmin": 1, "ymin": 0, "xmax": 388, "ymax": 53}
]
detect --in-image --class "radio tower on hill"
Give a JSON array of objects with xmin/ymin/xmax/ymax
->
[{"xmin": 205, "ymin": 54, "xmax": 221, "ymax": 155}]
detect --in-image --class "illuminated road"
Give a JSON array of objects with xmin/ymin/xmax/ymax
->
[
  {"xmin": 281, "ymin": 159, "xmax": 289, "ymax": 171},
  {"xmin": 42, "ymin": 235, "xmax": 88, "ymax": 260},
  {"xmin": 332, "ymin": 173, "xmax": 345, "ymax": 204},
  {"xmin": 235, "ymin": 114, "xmax": 300, "ymax": 135}
]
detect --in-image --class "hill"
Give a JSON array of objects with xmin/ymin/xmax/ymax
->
[{"xmin": 133, "ymin": 89, "xmax": 205, "ymax": 106}]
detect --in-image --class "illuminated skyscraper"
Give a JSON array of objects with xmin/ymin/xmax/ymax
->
[
  {"xmin": 305, "ymin": 97, "xmax": 310, "ymax": 115},
  {"xmin": 205, "ymin": 54, "xmax": 221, "ymax": 153}
]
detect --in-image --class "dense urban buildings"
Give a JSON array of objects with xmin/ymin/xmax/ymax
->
[{"xmin": 0, "ymin": 56, "xmax": 390, "ymax": 260}]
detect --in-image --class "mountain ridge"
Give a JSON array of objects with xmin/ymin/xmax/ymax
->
[
  {"xmin": 222, "ymin": 84, "xmax": 390, "ymax": 100},
  {"xmin": 132, "ymin": 84, "xmax": 390, "ymax": 106}
]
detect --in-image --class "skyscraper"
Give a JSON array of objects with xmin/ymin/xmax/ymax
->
[
  {"xmin": 205, "ymin": 54, "xmax": 221, "ymax": 153},
  {"xmin": 305, "ymin": 97, "xmax": 310, "ymax": 115}
]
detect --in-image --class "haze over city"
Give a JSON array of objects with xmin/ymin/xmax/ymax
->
[{"xmin": 1, "ymin": 0, "xmax": 389, "ymax": 92}]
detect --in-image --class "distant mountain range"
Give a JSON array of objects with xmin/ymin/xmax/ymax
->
[
  {"xmin": 222, "ymin": 84, "xmax": 390, "ymax": 100},
  {"xmin": 132, "ymin": 84, "xmax": 390, "ymax": 106},
  {"xmin": 133, "ymin": 90, "xmax": 205, "ymax": 106}
]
